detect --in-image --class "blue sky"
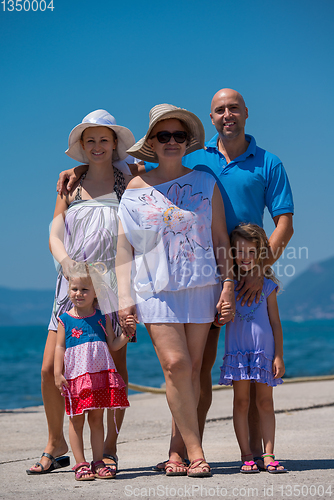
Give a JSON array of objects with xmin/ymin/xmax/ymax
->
[{"xmin": 1, "ymin": 0, "xmax": 333, "ymax": 289}]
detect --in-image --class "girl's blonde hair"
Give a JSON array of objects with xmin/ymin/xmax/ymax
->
[
  {"xmin": 230, "ymin": 223, "xmax": 280, "ymax": 288},
  {"xmin": 68, "ymin": 262, "xmax": 107, "ymax": 308}
]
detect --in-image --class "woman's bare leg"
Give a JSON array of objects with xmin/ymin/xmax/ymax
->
[
  {"xmin": 157, "ymin": 325, "xmax": 220, "ymax": 469},
  {"xmin": 146, "ymin": 322, "xmax": 211, "ymax": 472},
  {"xmin": 29, "ymin": 330, "xmax": 68, "ymax": 472}
]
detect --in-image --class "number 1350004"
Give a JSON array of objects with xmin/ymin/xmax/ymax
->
[{"xmin": 2, "ymin": 0, "xmax": 54, "ymax": 11}]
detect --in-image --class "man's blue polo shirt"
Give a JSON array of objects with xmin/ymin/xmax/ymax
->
[{"xmin": 144, "ymin": 134, "xmax": 294, "ymax": 235}]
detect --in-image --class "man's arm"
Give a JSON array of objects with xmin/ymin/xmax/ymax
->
[
  {"xmin": 56, "ymin": 165, "xmax": 88, "ymax": 196},
  {"xmin": 235, "ymin": 213, "xmax": 293, "ymax": 306},
  {"xmin": 265, "ymin": 213, "xmax": 294, "ymax": 267}
]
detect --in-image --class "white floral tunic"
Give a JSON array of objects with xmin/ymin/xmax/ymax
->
[{"xmin": 118, "ymin": 170, "xmax": 220, "ymax": 302}]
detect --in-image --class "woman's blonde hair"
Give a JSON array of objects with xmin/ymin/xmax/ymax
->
[
  {"xmin": 230, "ymin": 223, "xmax": 280, "ymax": 288},
  {"xmin": 68, "ymin": 262, "xmax": 108, "ymax": 308}
]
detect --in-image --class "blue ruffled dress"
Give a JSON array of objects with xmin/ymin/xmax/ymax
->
[{"xmin": 219, "ymin": 278, "xmax": 283, "ymax": 387}]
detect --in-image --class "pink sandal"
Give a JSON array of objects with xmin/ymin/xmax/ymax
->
[
  {"xmin": 72, "ymin": 462, "xmax": 95, "ymax": 481},
  {"xmin": 240, "ymin": 454, "xmax": 260, "ymax": 473},
  {"xmin": 91, "ymin": 460, "xmax": 116, "ymax": 479}
]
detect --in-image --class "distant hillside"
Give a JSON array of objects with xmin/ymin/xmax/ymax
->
[
  {"xmin": 1, "ymin": 257, "xmax": 334, "ymax": 325},
  {"xmin": 0, "ymin": 287, "xmax": 54, "ymax": 326},
  {"xmin": 278, "ymin": 256, "xmax": 334, "ymax": 321}
]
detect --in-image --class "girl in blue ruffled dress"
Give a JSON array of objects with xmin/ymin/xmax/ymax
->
[{"xmin": 219, "ymin": 224, "xmax": 287, "ymax": 474}]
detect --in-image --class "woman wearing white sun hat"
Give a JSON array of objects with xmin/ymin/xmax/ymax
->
[
  {"xmin": 116, "ymin": 104, "xmax": 235, "ymax": 477},
  {"xmin": 27, "ymin": 110, "xmax": 135, "ymax": 478}
]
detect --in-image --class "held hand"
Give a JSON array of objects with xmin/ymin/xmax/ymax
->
[
  {"xmin": 217, "ymin": 284, "xmax": 236, "ymax": 323},
  {"xmin": 218, "ymin": 301, "xmax": 233, "ymax": 325},
  {"xmin": 273, "ymin": 356, "xmax": 285, "ymax": 379},
  {"xmin": 235, "ymin": 272, "xmax": 264, "ymax": 307},
  {"xmin": 60, "ymin": 256, "xmax": 77, "ymax": 280},
  {"xmin": 124, "ymin": 314, "xmax": 139, "ymax": 340},
  {"xmin": 54, "ymin": 374, "xmax": 68, "ymax": 394},
  {"xmin": 118, "ymin": 299, "xmax": 138, "ymax": 337}
]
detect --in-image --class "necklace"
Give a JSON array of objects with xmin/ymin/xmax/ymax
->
[{"xmin": 235, "ymin": 292, "xmax": 265, "ymax": 322}]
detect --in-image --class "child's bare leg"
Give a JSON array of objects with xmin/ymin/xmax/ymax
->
[
  {"xmin": 88, "ymin": 409, "xmax": 114, "ymax": 478},
  {"xmin": 233, "ymin": 380, "xmax": 258, "ymax": 471},
  {"xmin": 69, "ymin": 414, "xmax": 86, "ymax": 464},
  {"xmin": 249, "ymin": 383, "xmax": 264, "ymax": 464},
  {"xmin": 104, "ymin": 344, "xmax": 127, "ymax": 470},
  {"xmin": 255, "ymin": 382, "xmax": 284, "ymax": 471},
  {"xmin": 70, "ymin": 413, "xmax": 95, "ymax": 479},
  {"xmin": 88, "ymin": 409, "xmax": 105, "ymax": 462}
]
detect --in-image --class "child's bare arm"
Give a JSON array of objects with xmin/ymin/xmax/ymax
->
[
  {"xmin": 267, "ymin": 290, "xmax": 285, "ymax": 378},
  {"xmin": 54, "ymin": 322, "xmax": 68, "ymax": 392},
  {"xmin": 105, "ymin": 314, "xmax": 137, "ymax": 352}
]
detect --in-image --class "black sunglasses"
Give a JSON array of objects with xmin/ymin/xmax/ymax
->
[{"xmin": 150, "ymin": 131, "xmax": 188, "ymax": 144}]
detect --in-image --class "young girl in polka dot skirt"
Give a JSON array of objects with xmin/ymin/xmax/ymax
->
[{"xmin": 54, "ymin": 262, "xmax": 136, "ymax": 481}]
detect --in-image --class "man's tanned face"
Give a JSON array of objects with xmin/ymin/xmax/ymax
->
[{"xmin": 210, "ymin": 89, "xmax": 248, "ymax": 140}]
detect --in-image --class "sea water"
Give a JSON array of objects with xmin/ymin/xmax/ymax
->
[{"xmin": 0, "ymin": 321, "xmax": 333, "ymax": 410}]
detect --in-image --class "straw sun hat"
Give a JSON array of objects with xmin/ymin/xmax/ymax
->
[
  {"xmin": 127, "ymin": 104, "xmax": 205, "ymax": 162},
  {"xmin": 66, "ymin": 109, "xmax": 135, "ymax": 163}
]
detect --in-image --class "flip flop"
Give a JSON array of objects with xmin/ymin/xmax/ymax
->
[
  {"xmin": 165, "ymin": 460, "xmax": 188, "ymax": 476},
  {"xmin": 187, "ymin": 458, "xmax": 211, "ymax": 478},
  {"xmin": 262, "ymin": 453, "xmax": 287, "ymax": 473},
  {"xmin": 240, "ymin": 460, "xmax": 260, "ymax": 473},
  {"xmin": 266, "ymin": 461, "xmax": 288, "ymax": 473},
  {"xmin": 103, "ymin": 454, "xmax": 118, "ymax": 473},
  {"xmin": 26, "ymin": 453, "xmax": 70, "ymax": 475},
  {"xmin": 152, "ymin": 458, "xmax": 190, "ymax": 472}
]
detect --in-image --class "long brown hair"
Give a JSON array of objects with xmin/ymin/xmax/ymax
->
[{"xmin": 230, "ymin": 223, "xmax": 280, "ymax": 288}]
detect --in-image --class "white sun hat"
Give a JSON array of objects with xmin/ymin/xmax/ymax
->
[
  {"xmin": 65, "ymin": 109, "xmax": 135, "ymax": 163},
  {"xmin": 126, "ymin": 104, "xmax": 205, "ymax": 162}
]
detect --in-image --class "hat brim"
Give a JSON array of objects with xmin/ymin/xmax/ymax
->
[
  {"xmin": 65, "ymin": 123, "xmax": 135, "ymax": 163},
  {"xmin": 126, "ymin": 109, "xmax": 205, "ymax": 163}
]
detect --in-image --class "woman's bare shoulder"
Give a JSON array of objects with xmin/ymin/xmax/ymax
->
[{"xmin": 126, "ymin": 174, "xmax": 150, "ymax": 190}]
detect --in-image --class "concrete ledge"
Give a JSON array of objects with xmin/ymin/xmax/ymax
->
[{"xmin": 0, "ymin": 379, "xmax": 333, "ymax": 499}]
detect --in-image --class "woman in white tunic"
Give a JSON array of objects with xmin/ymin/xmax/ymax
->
[{"xmin": 116, "ymin": 104, "xmax": 235, "ymax": 477}]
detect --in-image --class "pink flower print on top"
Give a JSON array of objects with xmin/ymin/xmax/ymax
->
[
  {"xmin": 137, "ymin": 182, "xmax": 211, "ymax": 264},
  {"xmin": 71, "ymin": 328, "xmax": 83, "ymax": 338}
]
